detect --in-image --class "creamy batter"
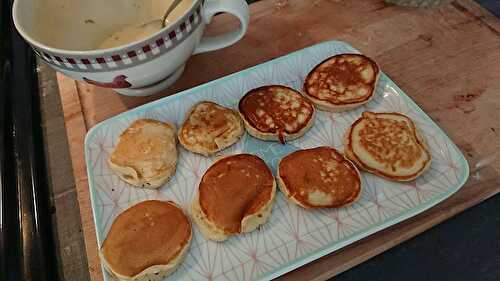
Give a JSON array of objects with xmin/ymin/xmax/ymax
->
[{"xmin": 98, "ymin": 0, "xmax": 193, "ymax": 49}]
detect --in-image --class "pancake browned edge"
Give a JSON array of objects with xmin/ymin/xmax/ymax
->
[
  {"xmin": 178, "ymin": 101, "xmax": 244, "ymax": 156},
  {"xmin": 238, "ymin": 85, "xmax": 315, "ymax": 144},
  {"xmin": 108, "ymin": 119, "xmax": 177, "ymax": 189},
  {"xmin": 191, "ymin": 154, "xmax": 276, "ymax": 241},
  {"xmin": 304, "ymin": 54, "xmax": 380, "ymax": 112},
  {"xmin": 277, "ymin": 146, "xmax": 362, "ymax": 208},
  {"xmin": 344, "ymin": 111, "xmax": 432, "ymax": 181},
  {"xmin": 100, "ymin": 200, "xmax": 192, "ymax": 281}
]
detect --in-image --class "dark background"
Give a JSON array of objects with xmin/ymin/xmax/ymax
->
[{"xmin": 476, "ymin": 0, "xmax": 500, "ymax": 16}]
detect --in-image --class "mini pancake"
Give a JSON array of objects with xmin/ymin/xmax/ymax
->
[
  {"xmin": 344, "ymin": 111, "xmax": 432, "ymax": 181},
  {"xmin": 278, "ymin": 147, "xmax": 361, "ymax": 208},
  {"xmin": 304, "ymin": 54, "xmax": 380, "ymax": 112},
  {"xmin": 100, "ymin": 200, "xmax": 192, "ymax": 281},
  {"xmin": 191, "ymin": 154, "xmax": 276, "ymax": 241},
  {"xmin": 108, "ymin": 119, "xmax": 177, "ymax": 189},
  {"xmin": 178, "ymin": 101, "xmax": 244, "ymax": 156},
  {"xmin": 238, "ymin": 85, "xmax": 315, "ymax": 144}
]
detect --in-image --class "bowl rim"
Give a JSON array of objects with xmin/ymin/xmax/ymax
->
[{"xmin": 12, "ymin": 0, "xmax": 201, "ymax": 56}]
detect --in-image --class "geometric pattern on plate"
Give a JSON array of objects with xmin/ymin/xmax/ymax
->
[{"xmin": 85, "ymin": 40, "xmax": 469, "ymax": 281}]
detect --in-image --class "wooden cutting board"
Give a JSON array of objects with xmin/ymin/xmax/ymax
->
[{"xmin": 56, "ymin": 0, "xmax": 500, "ymax": 280}]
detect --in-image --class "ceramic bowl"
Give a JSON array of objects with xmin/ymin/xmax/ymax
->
[{"xmin": 13, "ymin": 0, "xmax": 249, "ymax": 96}]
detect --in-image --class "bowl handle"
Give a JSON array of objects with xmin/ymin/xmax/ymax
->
[{"xmin": 193, "ymin": 0, "xmax": 249, "ymax": 55}]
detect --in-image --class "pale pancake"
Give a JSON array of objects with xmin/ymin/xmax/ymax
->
[
  {"xmin": 178, "ymin": 101, "xmax": 244, "ymax": 156},
  {"xmin": 304, "ymin": 54, "xmax": 379, "ymax": 112},
  {"xmin": 345, "ymin": 111, "xmax": 431, "ymax": 181},
  {"xmin": 108, "ymin": 119, "xmax": 177, "ymax": 189},
  {"xmin": 238, "ymin": 85, "xmax": 315, "ymax": 144}
]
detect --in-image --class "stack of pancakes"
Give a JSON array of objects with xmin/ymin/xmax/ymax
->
[{"xmin": 101, "ymin": 52, "xmax": 431, "ymax": 280}]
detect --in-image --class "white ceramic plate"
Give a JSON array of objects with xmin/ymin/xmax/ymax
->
[{"xmin": 85, "ymin": 40, "xmax": 469, "ymax": 281}]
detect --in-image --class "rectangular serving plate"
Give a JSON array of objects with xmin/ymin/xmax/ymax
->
[{"xmin": 85, "ymin": 40, "xmax": 469, "ymax": 281}]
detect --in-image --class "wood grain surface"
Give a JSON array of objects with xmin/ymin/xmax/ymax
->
[{"xmin": 56, "ymin": 0, "xmax": 500, "ymax": 280}]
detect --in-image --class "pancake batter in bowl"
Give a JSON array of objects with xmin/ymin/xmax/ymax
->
[{"xmin": 98, "ymin": 0, "xmax": 193, "ymax": 49}]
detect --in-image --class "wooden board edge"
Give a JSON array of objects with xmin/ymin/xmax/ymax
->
[
  {"xmin": 453, "ymin": 0, "xmax": 500, "ymax": 35},
  {"xmin": 56, "ymin": 73, "xmax": 103, "ymax": 281}
]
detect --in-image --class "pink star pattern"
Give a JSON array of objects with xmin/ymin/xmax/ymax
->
[{"xmin": 84, "ymin": 41, "xmax": 469, "ymax": 281}]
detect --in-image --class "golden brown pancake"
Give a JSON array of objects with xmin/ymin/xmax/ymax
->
[
  {"xmin": 101, "ymin": 200, "xmax": 191, "ymax": 280},
  {"xmin": 304, "ymin": 54, "xmax": 380, "ymax": 112},
  {"xmin": 238, "ymin": 85, "xmax": 315, "ymax": 144},
  {"xmin": 191, "ymin": 154, "xmax": 276, "ymax": 241},
  {"xmin": 178, "ymin": 101, "xmax": 244, "ymax": 156},
  {"xmin": 344, "ymin": 111, "xmax": 431, "ymax": 181},
  {"xmin": 278, "ymin": 147, "xmax": 361, "ymax": 208}
]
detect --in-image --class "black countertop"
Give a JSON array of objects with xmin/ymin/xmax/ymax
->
[
  {"xmin": 476, "ymin": 0, "xmax": 500, "ymax": 17},
  {"xmin": 333, "ymin": 193, "xmax": 500, "ymax": 281}
]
